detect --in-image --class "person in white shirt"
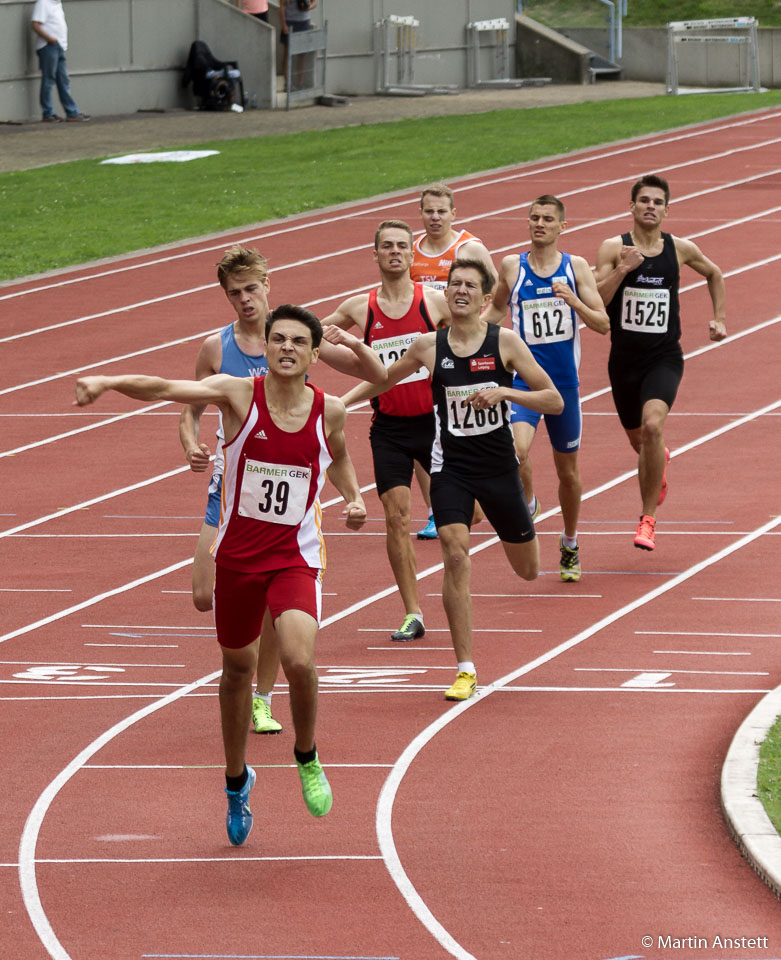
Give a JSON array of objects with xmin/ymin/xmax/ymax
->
[{"xmin": 31, "ymin": 0, "xmax": 90, "ymax": 122}]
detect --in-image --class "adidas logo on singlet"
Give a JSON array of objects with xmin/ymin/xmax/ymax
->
[
  {"xmin": 254, "ymin": 429, "xmax": 267, "ymax": 439},
  {"xmin": 440, "ymin": 357, "xmax": 454, "ymax": 369},
  {"xmin": 373, "ymin": 320, "xmax": 384, "ymax": 329},
  {"xmin": 524, "ymin": 279, "xmax": 534, "ymax": 287}
]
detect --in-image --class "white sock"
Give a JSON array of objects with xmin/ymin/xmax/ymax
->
[
  {"xmin": 561, "ymin": 532, "xmax": 578, "ymax": 550},
  {"xmin": 457, "ymin": 661, "xmax": 476, "ymax": 675},
  {"xmin": 253, "ymin": 690, "xmax": 272, "ymax": 705},
  {"xmin": 408, "ymin": 613, "xmax": 424, "ymax": 625}
]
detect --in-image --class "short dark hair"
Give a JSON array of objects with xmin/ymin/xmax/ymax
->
[
  {"xmin": 631, "ymin": 174, "xmax": 670, "ymax": 205},
  {"xmin": 448, "ymin": 257, "xmax": 493, "ymax": 296},
  {"xmin": 265, "ymin": 304, "xmax": 323, "ymax": 349},
  {"xmin": 374, "ymin": 219, "xmax": 413, "ymax": 250},
  {"xmin": 530, "ymin": 194, "xmax": 566, "ymax": 220}
]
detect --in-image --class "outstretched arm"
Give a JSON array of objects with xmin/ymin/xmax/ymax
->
[
  {"xmin": 319, "ymin": 325, "xmax": 387, "ymax": 383},
  {"xmin": 340, "ymin": 334, "xmax": 435, "ymax": 407}
]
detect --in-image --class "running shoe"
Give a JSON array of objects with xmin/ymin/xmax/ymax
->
[
  {"xmin": 296, "ymin": 753, "xmax": 333, "ymax": 817},
  {"xmin": 634, "ymin": 515, "xmax": 656, "ymax": 551},
  {"xmin": 225, "ymin": 766, "xmax": 256, "ymax": 846},
  {"xmin": 444, "ymin": 671, "xmax": 477, "ymax": 701},
  {"xmin": 252, "ymin": 696, "xmax": 282, "ymax": 734},
  {"xmin": 559, "ymin": 536, "xmax": 581, "ymax": 582},
  {"xmin": 390, "ymin": 614, "xmax": 425, "ymax": 642},
  {"xmin": 416, "ymin": 515, "xmax": 438, "ymax": 540},
  {"xmin": 529, "ymin": 497, "xmax": 541, "ymax": 521},
  {"xmin": 657, "ymin": 447, "xmax": 670, "ymax": 506}
]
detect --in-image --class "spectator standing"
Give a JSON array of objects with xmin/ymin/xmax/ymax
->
[
  {"xmin": 280, "ymin": 0, "xmax": 317, "ymax": 89},
  {"xmin": 240, "ymin": 0, "xmax": 269, "ymax": 23},
  {"xmin": 31, "ymin": 0, "xmax": 90, "ymax": 123}
]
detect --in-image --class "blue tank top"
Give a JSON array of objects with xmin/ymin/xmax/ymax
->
[
  {"xmin": 219, "ymin": 323, "xmax": 268, "ymax": 378},
  {"xmin": 211, "ymin": 324, "xmax": 268, "ymax": 479},
  {"xmin": 508, "ymin": 252, "xmax": 581, "ymax": 389}
]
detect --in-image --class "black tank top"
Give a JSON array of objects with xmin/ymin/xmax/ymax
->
[
  {"xmin": 607, "ymin": 232, "xmax": 682, "ymax": 358},
  {"xmin": 431, "ymin": 324, "xmax": 517, "ymax": 478}
]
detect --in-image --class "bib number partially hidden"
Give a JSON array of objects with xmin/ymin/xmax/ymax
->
[
  {"xmin": 445, "ymin": 381, "xmax": 503, "ymax": 437},
  {"xmin": 522, "ymin": 297, "xmax": 573, "ymax": 344},
  {"xmin": 371, "ymin": 331, "xmax": 428, "ymax": 384},
  {"xmin": 621, "ymin": 286, "xmax": 670, "ymax": 332},
  {"xmin": 239, "ymin": 458, "xmax": 311, "ymax": 526}
]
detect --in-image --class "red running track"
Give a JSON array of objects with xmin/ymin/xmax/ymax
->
[{"xmin": 2, "ymin": 108, "xmax": 781, "ymax": 960}]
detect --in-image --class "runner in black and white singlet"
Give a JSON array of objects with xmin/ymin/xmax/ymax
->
[
  {"xmin": 349, "ymin": 258, "xmax": 562, "ymax": 702},
  {"xmin": 596, "ymin": 174, "xmax": 726, "ymax": 552}
]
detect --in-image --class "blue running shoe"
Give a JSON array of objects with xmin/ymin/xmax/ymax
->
[
  {"xmin": 225, "ymin": 766, "xmax": 256, "ymax": 846},
  {"xmin": 416, "ymin": 515, "xmax": 438, "ymax": 540}
]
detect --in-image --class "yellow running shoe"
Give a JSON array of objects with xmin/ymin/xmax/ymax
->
[
  {"xmin": 252, "ymin": 696, "xmax": 282, "ymax": 734},
  {"xmin": 444, "ymin": 671, "xmax": 477, "ymax": 701}
]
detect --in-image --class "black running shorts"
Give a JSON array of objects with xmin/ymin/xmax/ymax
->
[
  {"xmin": 369, "ymin": 411, "xmax": 435, "ymax": 497},
  {"xmin": 430, "ymin": 467, "xmax": 535, "ymax": 544}
]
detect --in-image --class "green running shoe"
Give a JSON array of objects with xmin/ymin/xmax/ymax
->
[
  {"xmin": 296, "ymin": 753, "xmax": 333, "ymax": 817},
  {"xmin": 252, "ymin": 696, "xmax": 282, "ymax": 734}
]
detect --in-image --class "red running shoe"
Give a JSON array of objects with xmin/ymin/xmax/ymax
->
[
  {"xmin": 657, "ymin": 447, "xmax": 670, "ymax": 506},
  {"xmin": 634, "ymin": 515, "xmax": 656, "ymax": 551}
]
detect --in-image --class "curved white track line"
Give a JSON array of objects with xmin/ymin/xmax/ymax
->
[
  {"xmin": 18, "ymin": 668, "xmax": 221, "ymax": 960},
  {"xmin": 376, "ymin": 511, "xmax": 781, "ymax": 958}
]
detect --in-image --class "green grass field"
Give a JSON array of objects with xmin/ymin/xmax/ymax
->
[
  {"xmin": 4, "ymin": 90, "xmax": 781, "ymax": 282},
  {"xmin": 522, "ymin": 0, "xmax": 781, "ymax": 28},
  {"xmin": 758, "ymin": 716, "xmax": 781, "ymax": 834}
]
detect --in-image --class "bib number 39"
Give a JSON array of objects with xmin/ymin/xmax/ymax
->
[{"xmin": 239, "ymin": 458, "xmax": 311, "ymax": 526}]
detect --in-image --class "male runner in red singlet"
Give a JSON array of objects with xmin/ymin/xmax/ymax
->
[
  {"xmin": 326, "ymin": 220, "xmax": 450, "ymax": 642},
  {"xmin": 179, "ymin": 245, "xmax": 384, "ymax": 735},
  {"xmin": 75, "ymin": 305, "xmax": 367, "ymax": 847},
  {"xmin": 595, "ymin": 174, "xmax": 726, "ymax": 551}
]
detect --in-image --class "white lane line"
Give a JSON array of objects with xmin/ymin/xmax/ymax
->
[
  {"xmin": 573, "ymin": 667, "xmax": 768, "ymax": 676},
  {"xmin": 638, "ymin": 631, "xmax": 781, "ymax": 638},
  {"xmin": 652, "ymin": 650, "xmax": 751, "ymax": 656},
  {"xmin": 4, "ymin": 107, "xmax": 779, "ymax": 302},
  {"xmin": 692, "ymin": 596, "xmax": 781, "ymax": 602},
  {"xmin": 375, "ymin": 509, "xmax": 781, "ymax": 960}
]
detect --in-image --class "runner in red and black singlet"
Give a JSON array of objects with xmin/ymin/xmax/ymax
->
[{"xmin": 326, "ymin": 220, "xmax": 451, "ymax": 642}]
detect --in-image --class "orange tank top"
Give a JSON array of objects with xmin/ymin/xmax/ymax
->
[{"xmin": 409, "ymin": 229, "xmax": 479, "ymax": 290}]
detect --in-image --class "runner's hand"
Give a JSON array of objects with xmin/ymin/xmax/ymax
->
[
  {"xmin": 186, "ymin": 442, "xmax": 212, "ymax": 472},
  {"xmin": 342, "ymin": 501, "xmax": 367, "ymax": 530}
]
